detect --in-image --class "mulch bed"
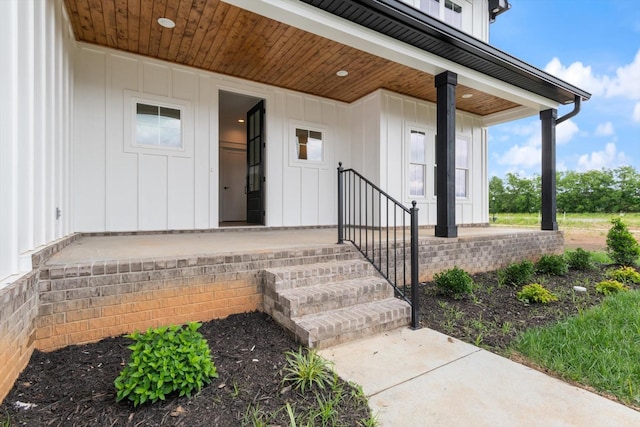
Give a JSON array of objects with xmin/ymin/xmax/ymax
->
[
  {"xmin": 418, "ymin": 267, "xmax": 610, "ymax": 353},
  {"xmin": 0, "ymin": 312, "xmax": 370, "ymax": 426}
]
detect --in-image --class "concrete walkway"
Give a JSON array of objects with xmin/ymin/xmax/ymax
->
[{"xmin": 319, "ymin": 327, "xmax": 640, "ymax": 427}]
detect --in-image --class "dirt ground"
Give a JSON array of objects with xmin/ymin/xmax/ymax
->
[{"xmin": 562, "ymin": 226, "xmax": 640, "ymax": 252}]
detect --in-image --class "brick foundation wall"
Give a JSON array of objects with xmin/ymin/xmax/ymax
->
[
  {"xmin": 0, "ymin": 230, "xmax": 562, "ymax": 404},
  {"xmin": 0, "ymin": 272, "xmax": 38, "ymax": 403}
]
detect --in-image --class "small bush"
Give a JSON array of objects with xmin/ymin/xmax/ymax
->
[
  {"xmin": 498, "ymin": 260, "xmax": 534, "ymax": 287},
  {"xmin": 283, "ymin": 347, "xmax": 335, "ymax": 393},
  {"xmin": 535, "ymin": 254, "xmax": 568, "ymax": 276},
  {"xmin": 433, "ymin": 266, "xmax": 474, "ymax": 299},
  {"xmin": 596, "ymin": 280, "xmax": 629, "ymax": 296},
  {"xmin": 517, "ymin": 283, "xmax": 558, "ymax": 304},
  {"xmin": 114, "ymin": 322, "xmax": 217, "ymax": 407},
  {"xmin": 606, "ymin": 218, "xmax": 640, "ymax": 266},
  {"xmin": 606, "ymin": 266, "xmax": 640, "ymax": 285},
  {"xmin": 566, "ymin": 248, "xmax": 593, "ymax": 270}
]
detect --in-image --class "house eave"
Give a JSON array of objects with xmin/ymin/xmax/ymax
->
[{"xmin": 301, "ymin": 0, "xmax": 591, "ymax": 105}]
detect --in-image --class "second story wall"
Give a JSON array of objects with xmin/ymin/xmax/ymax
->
[{"xmin": 398, "ymin": 0, "xmax": 490, "ymax": 41}]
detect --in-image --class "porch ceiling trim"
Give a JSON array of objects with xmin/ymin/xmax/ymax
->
[{"xmin": 301, "ymin": 0, "xmax": 592, "ymax": 105}]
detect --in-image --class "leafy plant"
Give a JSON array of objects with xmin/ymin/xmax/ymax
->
[
  {"xmin": 606, "ymin": 266, "xmax": 640, "ymax": 285},
  {"xmin": 606, "ymin": 218, "xmax": 640, "ymax": 266},
  {"xmin": 283, "ymin": 348, "xmax": 335, "ymax": 393},
  {"xmin": 535, "ymin": 254, "xmax": 568, "ymax": 276},
  {"xmin": 517, "ymin": 283, "xmax": 558, "ymax": 304},
  {"xmin": 433, "ymin": 266, "xmax": 474, "ymax": 299},
  {"xmin": 566, "ymin": 248, "xmax": 593, "ymax": 270},
  {"xmin": 595, "ymin": 280, "xmax": 629, "ymax": 296},
  {"xmin": 114, "ymin": 322, "xmax": 217, "ymax": 407},
  {"xmin": 498, "ymin": 260, "xmax": 534, "ymax": 287}
]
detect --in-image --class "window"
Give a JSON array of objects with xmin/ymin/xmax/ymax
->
[
  {"xmin": 455, "ymin": 138, "xmax": 469, "ymax": 198},
  {"xmin": 135, "ymin": 103, "xmax": 182, "ymax": 149},
  {"xmin": 401, "ymin": 0, "xmax": 463, "ymax": 30},
  {"xmin": 444, "ymin": 0, "xmax": 462, "ymax": 29},
  {"xmin": 296, "ymin": 128, "xmax": 323, "ymax": 162},
  {"xmin": 409, "ymin": 130, "xmax": 428, "ymax": 197}
]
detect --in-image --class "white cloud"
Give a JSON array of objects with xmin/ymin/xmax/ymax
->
[
  {"xmin": 544, "ymin": 58, "xmax": 609, "ymax": 96},
  {"xmin": 576, "ymin": 142, "xmax": 631, "ymax": 171},
  {"xmin": 495, "ymin": 119, "xmax": 579, "ymax": 171},
  {"xmin": 557, "ymin": 119, "xmax": 579, "ymax": 144},
  {"xmin": 545, "ymin": 49, "xmax": 640, "ymax": 101},
  {"xmin": 594, "ymin": 122, "xmax": 615, "ymax": 136},
  {"xmin": 604, "ymin": 50, "xmax": 640, "ymax": 99},
  {"xmin": 633, "ymin": 102, "xmax": 640, "ymax": 123},
  {"xmin": 498, "ymin": 143, "xmax": 541, "ymax": 169}
]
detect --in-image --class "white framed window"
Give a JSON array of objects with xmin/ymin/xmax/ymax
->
[
  {"xmin": 406, "ymin": 126, "xmax": 435, "ymax": 199},
  {"xmin": 124, "ymin": 91, "xmax": 193, "ymax": 158},
  {"xmin": 296, "ymin": 128, "xmax": 323, "ymax": 162},
  {"xmin": 135, "ymin": 103, "xmax": 182, "ymax": 149},
  {"xmin": 289, "ymin": 120, "xmax": 328, "ymax": 168},
  {"xmin": 455, "ymin": 138, "xmax": 470, "ymax": 198},
  {"xmin": 409, "ymin": 130, "xmax": 428, "ymax": 197},
  {"xmin": 400, "ymin": 0, "xmax": 465, "ymax": 30}
]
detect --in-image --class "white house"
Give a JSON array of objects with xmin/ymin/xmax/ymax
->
[
  {"xmin": 0, "ymin": 0, "xmax": 593, "ymax": 403},
  {"xmin": 1, "ymin": 0, "xmax": 590, "ymax": 297}
]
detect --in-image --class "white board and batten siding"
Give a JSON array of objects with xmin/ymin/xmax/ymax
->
[
  {"xmin": 73, "ymin": 45, "xmax": 351, "ymax": 233},
  {"xmin": 0, "ymin": 0, "xmax": 75, "ymax": 284},
  {"xmin": 351, "ymin": 90, "xmax": 489, "ymax": 226}
]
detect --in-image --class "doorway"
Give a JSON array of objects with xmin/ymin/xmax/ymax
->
[{"xmin": 218, "ymin": 91, "xmax": 265, "ymax": 226}]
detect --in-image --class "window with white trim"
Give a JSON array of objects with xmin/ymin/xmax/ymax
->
[
  {"xmin": 409, "ymin": 130, "xmax": 428, "ymax": 197},
  {"xmin": 296, "ymin": 128, "xmax": 323, "ymax": 162},
  {"xmin": 400, "ymin": 0, "xmax": 464, "ymax": 30},
  {"xmin": 455, "ymin": 138, "xmax": 469, "ymax": 198},
  {"xmin": 135, "ymin": 103, "xmax": 182, "ymax": 149}
]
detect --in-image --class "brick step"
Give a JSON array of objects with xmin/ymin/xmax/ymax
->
[
  {"xmin": 277, "ymin": 277, "xmax": 394, "ymax": 318},
  {"xmin": 292, "ymin": 298, "xmax": 411, "ymax": 349},
  {"xmin": 264, "ymin": 259, "xmax": 377, "ymax": 291}
]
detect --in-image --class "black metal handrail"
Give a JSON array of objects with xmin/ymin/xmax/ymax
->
[{"xmin": 337, "ymin": 162, "xmax": 420, "ymax": 328}]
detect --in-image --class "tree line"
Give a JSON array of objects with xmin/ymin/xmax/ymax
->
[{"xmin": 489, "ymin": 166, "xmax": 640, "ymax": 213}]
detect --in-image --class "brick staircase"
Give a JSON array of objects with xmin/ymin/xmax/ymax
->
[{"xmin": 263, "ymin": 257, "xmax": 411, "ymax": 349}]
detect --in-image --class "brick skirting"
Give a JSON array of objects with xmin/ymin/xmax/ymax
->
[{"xmin": 0, "ymin": 229, "xmax": 563, "ymax": 403}]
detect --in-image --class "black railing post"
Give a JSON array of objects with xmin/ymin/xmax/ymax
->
[
  {"xmin": 410, "ymin": 200, "xmax": 420, "ymax": 329},
  {"xmin": 337, "ymin": 162, "xmax": 344, "ymax": 244}
]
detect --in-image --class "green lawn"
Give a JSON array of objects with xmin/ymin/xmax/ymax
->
[
  {"xmin": 515, "ymin": 290, "xmax": 640, "ymax": 407},
  {"xmin": 492, "ymin": 212, "xmax": 640, "ymax": 230}
]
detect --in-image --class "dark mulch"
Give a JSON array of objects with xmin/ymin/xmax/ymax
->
[
  {"xmin": 0, "ymin": 312, "xmax": 371, "ymax": 426},
  {"xmin": 419, "ymin": 267, "xmax": 611, "ymax": 354}
]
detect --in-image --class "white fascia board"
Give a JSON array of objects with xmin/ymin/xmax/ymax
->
[
  {"xmin": 482, "ymin": 105, "xmax": 539, "ymax": 127},
  {"xmin": 224, "ymin": 0, "xmax": 559, "ymax": 111}
]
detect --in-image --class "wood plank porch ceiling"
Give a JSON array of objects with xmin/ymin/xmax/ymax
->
[{"xmin": 63, "ymin": 0, "xmax": 519, "ymax": 116}]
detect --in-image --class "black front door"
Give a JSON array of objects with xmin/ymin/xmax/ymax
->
[{"xmin": 246, "ymin": 100, "xmax": 265, "ymax": 225}]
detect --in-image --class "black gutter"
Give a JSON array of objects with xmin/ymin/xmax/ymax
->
[{"xmin": 301, "ymin": 0, "xmax": 591, "ymax": 105}]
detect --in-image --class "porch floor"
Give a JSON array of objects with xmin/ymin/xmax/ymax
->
[{"xmin": 46, "ymin": 226, "xmax": 541, "ymax": 265}]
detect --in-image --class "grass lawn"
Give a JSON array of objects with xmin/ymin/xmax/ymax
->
[
  {"xmin": 515, "ymin": 289, "xmax": 640, "ymax": 407},
  {"xmin": 492, "ymin": 212, "xmax": 640, "ymax": 230}
]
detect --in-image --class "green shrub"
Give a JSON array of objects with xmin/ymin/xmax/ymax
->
[
  {"xmin": 433, "ymin": 266, "xmax": 474, "ymax": 299},
  {"xmin": 606, "ymin": 218, "xmax": 640, "ymax": 266},
  {"xmin": 606, "ymin": 266, "xmax": 640, "ymax": 285},
  {"xmin": 498, "ymin": 260, "xmax": 534, "ymax": 287},
  {"xmin": 517, "ymin": 283, "xmax": 558, "ymax": 304},
  {"xmin": 596, "ymin": 280, "xmax": 629, "ymax": 296},
  {"xmin": 566, "ymin": 248, "xmax": 593, "ymax": 270},
  {"xmin": 283, "ymin": 347, "xmax": 335, "ymax": 393},
  {"xmin": 535, "ymin": 254, "xmax": 568, "ymax": 276},
  {"xmin": 114, "ymin": 322, "xmax": 217, "ymax": 406}
]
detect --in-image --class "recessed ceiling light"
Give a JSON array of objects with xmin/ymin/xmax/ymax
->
[
  {"xmin": 336, "ymin": 70, "xmax": 349, "ymax": 77},
  {"xmin": 238, "ymin": 119, "xmax": 245, "ymax": 123},
  {"xmin": 157, "ymin": 17, "xmax": 175, "ymax": 29},
  {"xmin": 462, "ymin": 93, "xmax": 473, "ymax": 99}
]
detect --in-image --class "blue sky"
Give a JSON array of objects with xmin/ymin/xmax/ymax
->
[{"xmin": 488, "ymin": 0, "xmax": 640, "ymax": 178}]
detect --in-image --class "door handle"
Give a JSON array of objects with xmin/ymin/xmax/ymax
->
[{"xmin": 224, "ymin": 186, "xmax": 230, "ymax": 189}]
